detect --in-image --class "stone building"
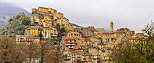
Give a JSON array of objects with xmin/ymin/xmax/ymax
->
[
  {"xmin": 30, "ymin": 7, "xmax": 81, "ymax": 32},
  {"xmin": 116, "ymin": 28, "xmax": 135, "ymax": 37},
  {"xmin": 24, "ymin": 26, "xmax": 42, "ymax": 36},
  {"xmin": 42, "ymin": 27, "xmax": 58, "ymax": 39},
  {"xmin": 16, "ymin": 35, "xmax": 40, "ymax": 44},
  {"xmin": 67, "ymin": 32, "xmax": 82, "ymax": 38},
  {"xmin": 60, "ymin": 36, "xmax": 98, "ymax": 63},
  {"xmin": 81, "ymin": 26, "xmax": 96, "ymax": 38}
]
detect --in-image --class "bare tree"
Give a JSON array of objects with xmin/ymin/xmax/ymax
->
[{"xmin": 0, "ymin": 36, "xmax": 28, "ymax": 62}]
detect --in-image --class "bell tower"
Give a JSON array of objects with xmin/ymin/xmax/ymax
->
[{"xmin": 110, "ymin": 22, "xmax": 114, "ymax": 32}]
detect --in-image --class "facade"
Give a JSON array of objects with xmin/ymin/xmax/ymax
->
[
  {"xmin": 81, "ymin": 26, "xmax": 96, "ymax": 38},
  {"xmin": 60, "ymin": 36, "xmax": 98, "ymax": 63},
  {"xmin": 122, "ymin": 37, "xmax": 140, "ymax": 44},
  {"xmin": 37, "ymin": 7, "xmax": 57, "ymax": 14},
  {"xmin": 42, "ymin": 27, "xmax": 58, "ymax": 39},
  {"xmin": 67, "ymin": 32, "xmax": 82, "ymax": 38},
  {"xmin": 42, "ymin": 16, "xmax": 56, "ymax": 27},
  {"xmin": 16, "ymin": 35, "xmax": 40, "ymax": 44},
  {"xmin": 25, "ymin": 26, "xmax": 42, "ymax": 36},
  {"xmin": 13, "ymin": 7, "xmax": 149, "ymax": 63},
  {"xmin": 116, "ymin": 28, "xmax": 135, "ymax": 37},
  {"xmin": 101, "ymin": 31, "xmax": 126, "ymax": 43},
  {"xmin": 134, "ymin": 33, "xmax": 146, "ymax": 38},
  {"xmin": 30, "ymin": 7, "xmax": 81, "ymax": 32}
]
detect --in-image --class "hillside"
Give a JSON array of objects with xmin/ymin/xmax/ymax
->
[
  {"xmin": 1, "ymin": 7, "xmax": 107, "ymax": 41},
  {"xmin": 1, "ymin": 7, "xmax": 81, "ymax": 40},
  {"xmin": 1, "ymin": 13, "xmax": 30, "ymax": 38}
]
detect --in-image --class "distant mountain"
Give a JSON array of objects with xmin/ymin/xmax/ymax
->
[
  {"xmin": 0, "ymin": 3, "xmax": 30, "ymax": 27},
  {"xmin": 0, "ymin": 12, "xmax": 10, "ymax": 26},
  {"xmin": 0, "ymin": 3, "xmax": 30, "ymax": 17}
]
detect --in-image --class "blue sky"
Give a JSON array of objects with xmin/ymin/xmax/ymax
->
[{"xmin": 1, "ymin": 0, "xmax": 154, "ymax": 32}]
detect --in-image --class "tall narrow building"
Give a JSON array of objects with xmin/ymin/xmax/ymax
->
[{"xmin": 110, "ymin": 22, "xmax": 114, "ymax": 32}]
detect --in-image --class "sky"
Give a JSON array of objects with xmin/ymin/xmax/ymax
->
[{"xmin": 1, "ymin": 0, "xmax": 154, "ymax": 32}]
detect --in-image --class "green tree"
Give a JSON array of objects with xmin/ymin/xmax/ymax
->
[
  {"xmin": 2, "ymin": 13, "xmax": 30, "ymax": 38},
  {"xmin": 55, "ymin": 24, "xmax": 60, "ymax": 31},
  {"xmin": 14, "ymin": 24, "xmax": 28, "ymax": 35},
  {"xmin": 57, "ymin": 27, "xmax": 68, "ymax": 41},
  {"xmin": 22, "ymin": 17, "xmax": 31, "ymax": 25},
  {"xmin": 112, "ymin": 22, "xmax": 154, "ymax": 63}
]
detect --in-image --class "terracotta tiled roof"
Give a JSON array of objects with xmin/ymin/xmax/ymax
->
[
  {"xmin": 69, "ymin": 32, "xmax": 81, "ymax": 34},
  {"xmin": 102, "ymin": 31, "xmax": 125, "ymax": 34},
  {"xmin": 75, "ymin": 50, "xmax": 83, "ymax": 52},
  {"xmin": 62, "ymin": 36, "xmax": 74, "ymax": 40},
  {"xmin": 84, "ymin": 38, "xmax": 91, "ymax": 42},
  {"xmin": 127, "ymin": 37, "xmax": 140, "ymax": 40},
  {"xmin": 68, "ymin": 52, "xmax": 72, "ymax": 54},
  {"xmin": 110, "ymin": 32, "xmax": 117, "ymax": 34},
  {"xmin": 77, "ymin": 52, "xmax": 83, "ymax": 54},
  {"xmin": 73, "ymin": 37, "xmax": 82, "ymax": 39},
  {"xmin": 80, "ymin": 38, "xmax": 85, "ymax": 40},
  {"xmin": 89, "ymin": 53, "xmax": 97, "ymax": 55}
]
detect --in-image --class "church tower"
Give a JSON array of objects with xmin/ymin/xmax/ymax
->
[{"xmin": 110, "ymin": 22, "xmax": 114, "ymax": 32}]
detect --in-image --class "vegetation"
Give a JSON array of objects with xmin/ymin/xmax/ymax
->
[
  {"xmin": 0, "ymin": 35, "xmax": 61, "ymax": 63},
  {"xmin": 0, "ymin": 36, "xmax": 27, "ymax": 62},
  {"xmin": 57, "ymin": 24, "xmax": 68, "ymax": 40},
  {"xmin": 0, "ymin": 7, "xmax": 153, "ymax": 63},
  {"xmin": 112, "ymin": 22, "xmax": 154, "ymax": 63},
  {"xmin": 1, "ymin": 13, "xmax": 30, "ymax": 38}
]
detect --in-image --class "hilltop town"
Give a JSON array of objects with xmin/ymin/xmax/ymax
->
[{"xmin": 1, "ymin": 7, "xmax": 150, "ymax": 63}]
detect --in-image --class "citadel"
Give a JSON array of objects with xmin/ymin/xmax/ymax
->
[{"xmin": 12, "ymin": 7, "xmax": 148, "ymax": 63}]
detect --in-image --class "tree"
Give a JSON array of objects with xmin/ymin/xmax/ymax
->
[
  {"xmin": 55, "ymin": 24, "xmax": 60, "ymax": 31},
  {"xmin": 58, "ymin": 27, "xmax": 68, "ymax": 40},
  {"xmin": 0, "ymin": 36, "xmax": 28, "ymax": 63},
  {"xmin": 22, "ymin": 17, "xmax": 31, "ymax": 25},
  {"xmin": 112, "ymin": 22, "xmax": 154, "ymax": 63},
  {"xmin": 142, "ymin": 22, "xmax": 154, "ymax": 62},
  {"xmin": 38, "ymin": 42, "xmax": 61, "ymax": 63},
  {"xmin": 25, "ymin": 42, "xmax": 40, "ymax": 63},
  {"xmin": 2, "ymin": 13, "xmax": 30, "ymax": 38},
  {"xmin": 14, "ymin": 24, "xmax": 28, "ymax": 35},
  {"xmin": 142, "ymin": 22, "xmax": 154, "ymax": 40}
]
